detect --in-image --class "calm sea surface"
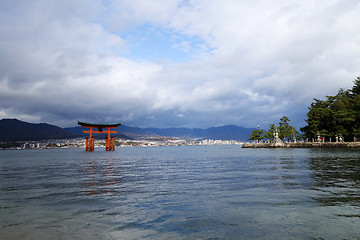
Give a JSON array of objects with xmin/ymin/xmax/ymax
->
[{"xmin": 0, "ymin": 146, "xmax": 359, "ymax": 239}]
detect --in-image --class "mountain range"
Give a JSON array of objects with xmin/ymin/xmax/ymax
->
[
  {"xmin": 0, "ymin": 118, "xmax": 255, "ymax": 142},
  {"xmin": 0, "ymin": 118, "xmax": 76, "ymax": 142}
]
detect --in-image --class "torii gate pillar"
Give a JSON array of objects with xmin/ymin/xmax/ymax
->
[{"xmin": 78, "ymin": 121, "xmax": 121, "ymax": 151}]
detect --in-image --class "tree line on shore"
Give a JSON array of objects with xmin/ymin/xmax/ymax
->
[
  {"xmin": 249, "ymin": 77, "xmax": 360, "ymax": 142},
  {"xmin": 249, "ymin": 116, "xmax": 300, "ymax": 142}
]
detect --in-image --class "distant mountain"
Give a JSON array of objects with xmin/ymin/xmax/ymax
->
[
  {"xmin": 204, "ymin": 125, "xmax": 255, "ymax": 140},
  {"xmin": 145, "ymin": 125, "xmax": 255, "ymax": 141},
  {"xmin": 0, "ymin": 119, "xmax": 77, "ymax": 142},
  {"xmin": 0, "ymin": 118, "xmax": 254, "ymax": 142},
  {"xmin": 144, "ymin": 127, "xmax": 203, "ymax": 139}
]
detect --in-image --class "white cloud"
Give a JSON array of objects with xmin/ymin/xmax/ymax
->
[{"xmin": 0, "ymin": 0, "xmax": 360, "ymax": 129}]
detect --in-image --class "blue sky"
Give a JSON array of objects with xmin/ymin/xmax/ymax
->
[
  {"xmin": 0, "ymin": 0, "xmax": 359, "ymax": 129},
  {"xmin": 122, "ymin": 24, "xmax": 209, "ymax": 62}
]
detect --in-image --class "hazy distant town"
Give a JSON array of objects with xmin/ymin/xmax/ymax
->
[{"xmin": 4, "ymin": 138, "xmax": 242, "ymax": 150}]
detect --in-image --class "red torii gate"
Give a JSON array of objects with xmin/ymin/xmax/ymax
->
[{"xmin": 78, "ymin": 121, "xmax": 121, "ymax": 151}]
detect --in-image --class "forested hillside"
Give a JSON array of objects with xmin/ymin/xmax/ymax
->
[{"xmin": 0, "ymin": 119, "xmax": 77, "ymax": 141}]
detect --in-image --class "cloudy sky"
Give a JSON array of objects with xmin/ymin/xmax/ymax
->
[{"xmin": 0, "ymin": 0, "xmax": 359, "ymax": 129}]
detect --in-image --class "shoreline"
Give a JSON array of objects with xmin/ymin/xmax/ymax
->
[{"xmin": 241, "ymin": 142, "xmax": 360, "ymax": 148}]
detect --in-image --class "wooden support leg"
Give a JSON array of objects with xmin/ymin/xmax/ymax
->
[
  {"xmin": 85, "ymin": 138, "xmax": 89, "ymax": 151},
  {"xmin": 112, "ymin": 137, "xmax": 115, "ymax": 151},
  {"xmin": 106, "ymin": 137, "xmax": 110, "ymax": 151},
  {"xmin": 90, "ymin": 137, "xmax": 95, "ymax": 151},
  {"xmin": 106, "ymin": 128, "xmax": 111, "ymax": 151}
]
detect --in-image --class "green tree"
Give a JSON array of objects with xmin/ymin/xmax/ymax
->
[
  {"xmin": 350, "ymin": 77, "xmax": 360, "ymax": 137},
  {"xmin": 301, "ymin": 98, "xmax": 332, "ymax": 139},
  {"xmin": 301, "ymin": 77, "xmax": 360, "ymax": 141},
  {"xmin": 350, "ymin": 76, "xmax": 360, "ymax": 96},
  {"xmin": 278, "ymin": 116, "xmax": 293, "ymax": 141},
  {"xmin": 332, "ymin": 89, "xmax": 354, "ymax": 139},
  {"xmin": 263, "ymin": 117, "xmax": 299, "ymax": 142},
  {"xmin": 264, "ymin": 123, "xmax": 276, "ymax": 140},
  {"xmin": 352, "ymin": 94, "xmax": 360, "ymax": 137},
  {"xmin": 248, "ymin": 129, "xmax": 264, "ymax": 142}
]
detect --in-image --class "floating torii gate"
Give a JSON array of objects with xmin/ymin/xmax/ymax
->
[{"xmin": 78, "ymin": 121, "xmax": 121, "ymax": 151}]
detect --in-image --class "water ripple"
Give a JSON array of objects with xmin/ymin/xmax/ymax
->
[{"xmin": 0, "ymin": 147, "xmax": 359, "ymax": 239}]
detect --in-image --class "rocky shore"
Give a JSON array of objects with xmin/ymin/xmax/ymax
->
[{"xmin": 241, "ymin": 142, "xmax": 360, "ymax": 148}]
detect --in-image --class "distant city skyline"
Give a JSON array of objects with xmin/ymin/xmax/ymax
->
[{"xmin": 0, "ymin": 0, "xmax": 359, "ymax": 129}]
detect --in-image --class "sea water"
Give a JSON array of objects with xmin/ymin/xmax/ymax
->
[{"xmin": 0, "ymin": 146, "xmax": 359, "ymax": 239}]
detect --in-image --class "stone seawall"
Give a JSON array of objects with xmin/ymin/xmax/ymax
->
[{"xmin": 241, "ymin": 142, "xmax": 360, "ymax": 148}]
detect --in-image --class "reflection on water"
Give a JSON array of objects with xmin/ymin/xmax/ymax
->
[
  {"xmin": 309, "ymin": 149, "xmax": 360, "ymax": 207},
  {"xmin": 0, "ymin": 147, "xmax": 359, "ymax": 239},
  {"xmin": 83, "ymin": 159, "xmax": 119, "ymax": 196}
]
